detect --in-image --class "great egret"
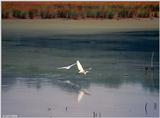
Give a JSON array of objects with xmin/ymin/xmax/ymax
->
[
  {"xmin": 57, "ymin": 60, "xmax": 91, "ymax": 75},
  {"xmin": 57, "ymin": 63, "xmax": 76, "ymax": 70},
  {"xmin": 76, "ymin": 60, "xmax": 89, "ymax": 75}
]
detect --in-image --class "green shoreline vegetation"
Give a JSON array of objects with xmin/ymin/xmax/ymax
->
[{"xmin": 2, "ymin": 2, "xmax": 159, "ymax": 20}]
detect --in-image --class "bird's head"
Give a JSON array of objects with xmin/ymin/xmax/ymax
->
[{"xmin": 84, "ymin": 71, "xmax": 89, "ymax": 75}]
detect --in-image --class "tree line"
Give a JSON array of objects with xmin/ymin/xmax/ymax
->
[{"xmin": 2, "ymin": 2, "xmax": 159, "ymax": 19}]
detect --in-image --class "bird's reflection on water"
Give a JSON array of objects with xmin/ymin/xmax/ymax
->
[
  {"xmin": 2, "ymin": 68, "xmax": 159, "ymax": 93},
  {"xmin": 7, "ymin": 74, "xmax": 91, "ymax": 103},
  {"xmin": 58, "ymin": 79, "xmax": 91, "ymax": 103}
]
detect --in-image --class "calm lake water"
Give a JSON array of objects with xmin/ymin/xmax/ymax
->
[{"xmin": 2, "ymin": 20, "xmax": 159, "ymax": 117}]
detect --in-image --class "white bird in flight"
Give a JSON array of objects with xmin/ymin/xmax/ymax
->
[
  {"xmin": 76, "ymin": 60, "xmax": 89, "ymax": 75},
  {"xmin": 57, "ymin": 60, "xmax": 91, "ymax": 75},
  {"xmin": 57, "ymin": 63, "xmax": 76, "ymax": 70}
]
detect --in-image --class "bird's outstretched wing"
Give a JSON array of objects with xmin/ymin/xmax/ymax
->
[
  {"xmin": 57, "ymin": 66, "xmax": 67, "ymax": 69},
  {"xmin": 57, "ymin": 63, "xmax": 76, "ymax": 69},
  {"xmin": 76, "ymin": 60, "xmax": 84, "ymax": 72},
  {"xmin": 69, "ymin": 63, "xmax": 76, "ymax": 68}
]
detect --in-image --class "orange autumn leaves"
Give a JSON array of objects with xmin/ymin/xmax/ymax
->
[{"xmin": 2, "ymin": 2, "xmax": 159, "ymax": 19}]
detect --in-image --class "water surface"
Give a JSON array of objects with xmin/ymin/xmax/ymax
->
[{"xmin": 2, "ymin": 20, "xmax": 159, "ymax": 117}]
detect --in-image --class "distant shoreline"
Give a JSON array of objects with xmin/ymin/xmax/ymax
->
[{"xmin": 2, "ymin": 18, "xmax": 159, "ymax": 35}]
